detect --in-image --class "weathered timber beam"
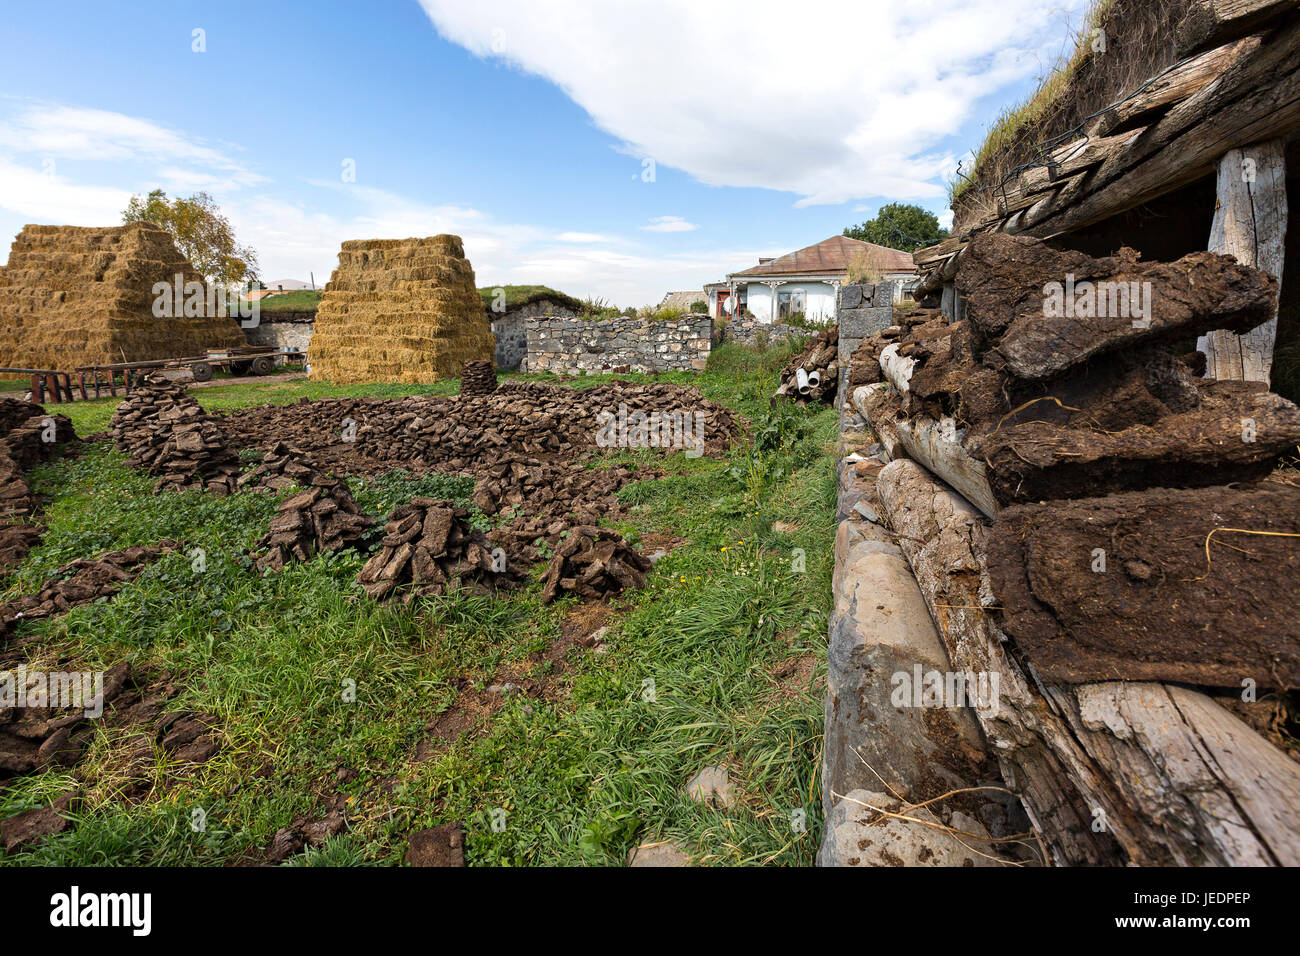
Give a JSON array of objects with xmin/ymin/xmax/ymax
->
[
  {"xmin": 1177, "ymin": 0, "xmax": 1300, "ymax": 56},
  {"xmin": 1029, "ymin": 23, "xmax": 1298, "ymax": 239},
  {"xmin": 876, "ymin": 457, "xmax": 1300, "ymax": 866},
  {"xmin": 1197, "ymin": 139, "xmax": 1289, "ymax": 382},
  {"xmin": 1097, "ymin": 37, "xmax": 1260, "ymax": 135}
]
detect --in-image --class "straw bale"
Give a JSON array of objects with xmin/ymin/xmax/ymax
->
[
  {"xmin": 308, "ymin": 235, "xmax": 493, "ymax": 384},
  {"xmin": 0, "ymin": 223, "xmax": 245, "ymax": 377}
]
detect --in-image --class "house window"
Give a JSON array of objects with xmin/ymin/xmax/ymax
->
[{"xmin": 777, "ymin": 290, "xmax": 805, "ymax": 319}]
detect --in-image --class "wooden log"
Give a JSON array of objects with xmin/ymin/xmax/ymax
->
[
  {"xmin": 1030, "ymin": 24, "xmax": 1292, "ymax": 239},
  {"xmin": 1176, "ymin": 0, "xmax": 1300, "ymax": 56},
  {"xmin": 1097, "ymin": 37, "xmax": 1259, "ymax": 135},
  {"xmin": 861, "ymin": 367, "xmax": 1000, "ymax": 518},
  {"xmin": 876, "ymin": 457, "xmax": 1300, "ymax": 866},
  {"xmin": 877, "ymin": 343, "xmax": 916, "ymax": 394},
  {"xmin": 1196, "ymin": 139, "xmax": 1288, "ymax": 382},
  {"xmin": 853, "ymin": 385, "xmax": 903, "ymax": 460}
]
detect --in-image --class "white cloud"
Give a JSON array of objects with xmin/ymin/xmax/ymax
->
[
  {"xmin": 640, "ymin": 215, "xmax": 697, "ymax": 233},
  {"xmin": 938, "ymin": 209, "xmax": 955, "ymax": 230},
  {"xmin": 0, "ymin": 92, "xmax": 870, "ymax": 305},
  {"xmin": 419, "ymin": 0, "xmax": 1089, "ymax": 205},
  {"xmin": 0, "ymin": 157, "xmax": 131, "ymax": 226},
  {"xmin": 555, "ymin": 231, "xmax": 612, "ymax": 243},
  {"xmin": 0, "ymin": 103, "xmax": 265, "ymax": 189}
]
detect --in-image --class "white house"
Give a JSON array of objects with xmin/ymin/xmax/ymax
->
[{"xmin": 707, "ymin": 235, "xmax": 917, "ymax": 323}]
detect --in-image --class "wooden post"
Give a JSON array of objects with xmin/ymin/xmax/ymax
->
[
  {"xmin": 940, "ymin": 281, "xmax": 956, "ymax": 320},
  {"xmin": 1197, "ymin": 140, "xmax": 1288, "ymax": 383}
]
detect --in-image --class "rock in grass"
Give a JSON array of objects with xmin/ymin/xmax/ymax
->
[{"xmin": 686, "ymin": 765, "xmax": 735, "ymax": 808}]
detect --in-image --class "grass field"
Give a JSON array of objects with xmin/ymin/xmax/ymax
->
[
  {"xmin": 1, "ymin": 341, "xmax": 837, "ymax": 866},
  {"xmin": 254, "ymin": 290, "xmax": 322, "ymax": 312}
]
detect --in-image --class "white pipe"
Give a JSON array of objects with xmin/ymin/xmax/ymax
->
[{"xmin": 796, "ymin": 367, "xmax": 810, "ymax": 394}]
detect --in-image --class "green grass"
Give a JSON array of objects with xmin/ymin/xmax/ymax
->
[
  {"xmin": 253, "ymin": 290, "xmax": 322, "ymax": 312},
  {"xmin": 950, "ymin": 0, "xmax": 1117, "ymax": 207},
  {"xmin": 1, "ymin": 338, "xmax": 836, "ymax": 866},
  {"xmin": 478, "ymin": 285, "xmax": 584, "ymax": 314}
]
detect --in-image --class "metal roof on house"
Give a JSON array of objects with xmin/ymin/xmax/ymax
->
[{"xmin": 729, "ymin": 235, "xmax": 915, "ymax": 278}]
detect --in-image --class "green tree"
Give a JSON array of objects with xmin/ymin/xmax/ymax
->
[
  {"xmin": 843, "ymin": 202, "xmax": 949, "ymax": 252},
  {"xmin": 123, "ymin": 189, "xmax": 259, "ymax": 286}
]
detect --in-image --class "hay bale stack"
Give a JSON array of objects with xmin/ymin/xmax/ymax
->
[
  {"xmin": 256, "ymin": 479, "xmax": 372, "ymax": 571},
  {"xmin": 308, "ymin": 235, "xmax": 493, "ymax": 384},
  {"xmin": 460, "ymin": 360, "xmax": 497, "ymax": 398},
  {"xmin": 357, "ymin": 498, "xmax": 513, "ymax": 601},
  {"xmin": 108, "ymin": 374, "xmax": 240, "ymax": 495},
  {"xmin": 539, "ymin": 527, "xmax": 652, "ymax": 603},
  {"xmin": 0, "ymin": 223, "xmax": 245, "ymax": 378}
]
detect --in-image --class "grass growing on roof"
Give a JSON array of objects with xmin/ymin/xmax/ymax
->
[
  {"xmin": 2, "ymin": 338, "xmax": 835, "ymax": 866},
  {"xmin": 949, "ymin": 0, "xmax": 1195, "ymax": 213},
  {"xmin": 477, "ymin": 285, "xmax": 584, "ymax": 314},
  {"xmin": 253, "ymin": 290, "xmax": 322, "ymax": 312}
]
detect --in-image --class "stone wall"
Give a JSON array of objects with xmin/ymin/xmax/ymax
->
[
  {"xmin": 491, "ymin": 299, "xmax": 576, "ymax": 371},
  {"xmin": 835, "ymin": 282, "xmax": 894, "ymax": 405},
  {"xmin": 720, "ymin": 319, "xmax": 808, "ymax": 347},
  {"xmin": 524, "ymin": 314, "xmax": 711, "ymax": 375},
  {"xmin": 243, "ymin": 311, "xmax": 315, "ymax": 355}
]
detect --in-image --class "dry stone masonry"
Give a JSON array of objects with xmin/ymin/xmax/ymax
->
[
  {"xmin": 524, "ymin": 314, "xmax": 711, "ymax": 375},
  {"xmin": 835, "ymin": 281, "xmax": 895, "ymax": 404},
  {"xmin": 243, "ymin": 311, "xmax": 314, "ymax": 354}
]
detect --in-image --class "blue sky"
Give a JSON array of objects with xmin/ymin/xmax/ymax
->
[{"xmin": 0, "ymin": 0, "xmax": 1090, "ymax": 306}]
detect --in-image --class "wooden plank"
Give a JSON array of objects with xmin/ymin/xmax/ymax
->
[
  {"xmin": 1097, "ymin": 37, "xmax": 1259, "ymax": 135},
  {"xmin": 922, "ymin": 24, "xmax": 1296, "ymax": 281},
  {"xmin": 1177, "ymin": 0, "xmax": 1300, "ymax": 55},
  {"xmin": 996, "ymin": 128, "xmax": 1147, "ymax": 209},
  {"xmin": 1028, "ymin": 23, "xmax": 1300, "ymax": 239},
  {"xmin": 1197, "ymin": 140, "xmax": 1288, "ymax": 382},
  {"xmin": 912, "ymin": 235, "xmax": 965, "ymax": 267}
]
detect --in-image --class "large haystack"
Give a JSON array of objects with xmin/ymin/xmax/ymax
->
[
  {"xmin": 308, "ymin": 235, "xmax": 493, "ymax": 384},
  {"xmin": 0, "ymin": 223, "xmax": 246, "ymax": 377}
]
